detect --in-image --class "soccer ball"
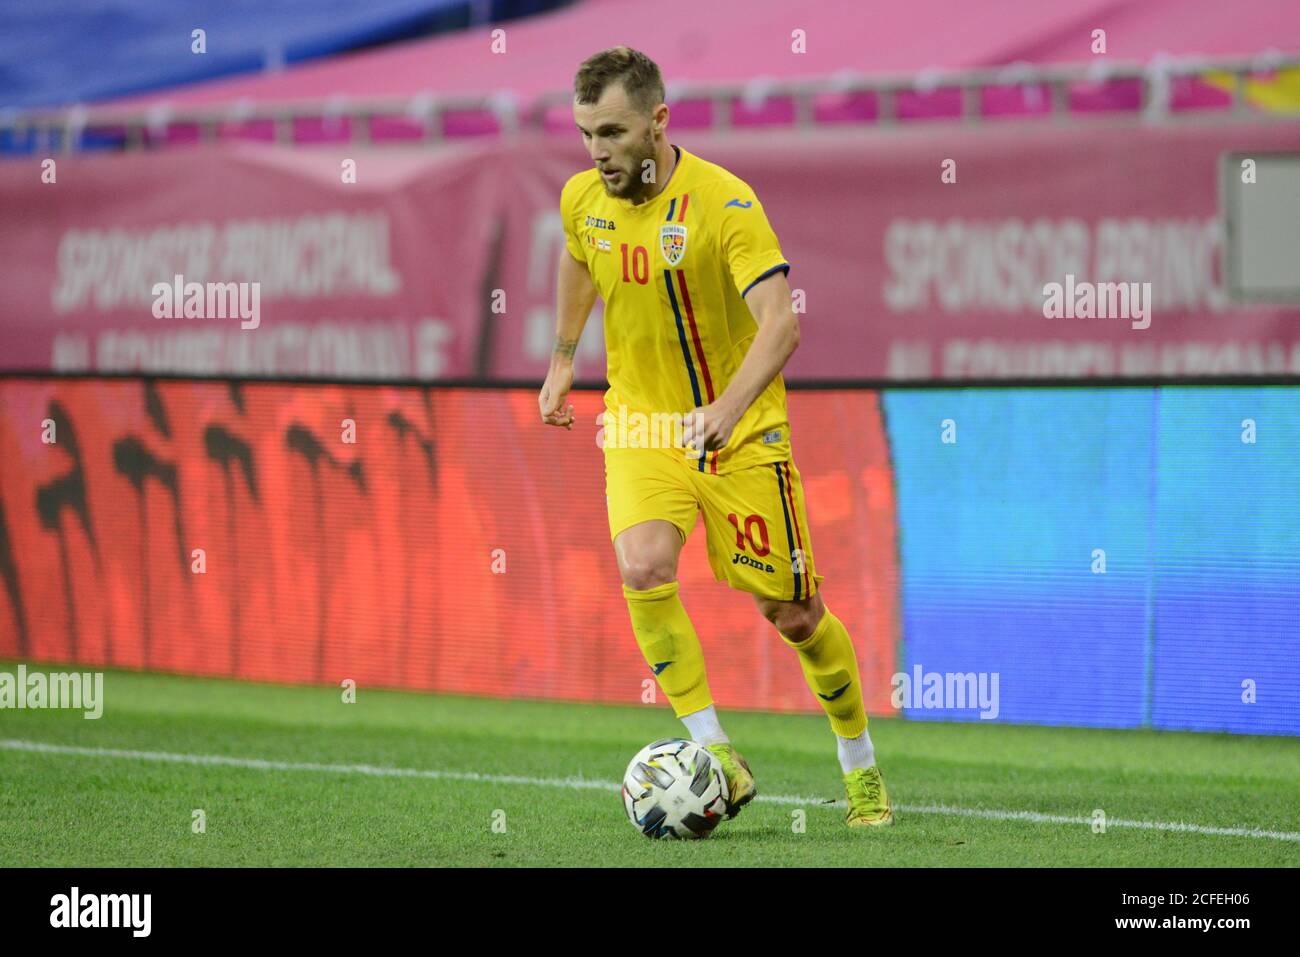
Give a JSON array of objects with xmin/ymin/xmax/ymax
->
[{"xmin": 621, "ymin": 737, "xmax": 729, "ymax": 839}]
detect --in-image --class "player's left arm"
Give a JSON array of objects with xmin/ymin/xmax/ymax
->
[
  {"xmin": 684, "ymin": 273, "xmax": 798, "ymax": 453},
  {"xmin": 683, "ymin": 188, "xmax": 798, "ymax": 454}
]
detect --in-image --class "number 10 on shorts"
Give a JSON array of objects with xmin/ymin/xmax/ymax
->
[{"xmin": 727, "ymin": 513, "xmax": 807, "ymax": 573}]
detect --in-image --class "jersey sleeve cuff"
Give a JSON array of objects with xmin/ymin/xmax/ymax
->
[{"xmin": 741, "ymin": 261, "xmax": 791, "ymax": 298}]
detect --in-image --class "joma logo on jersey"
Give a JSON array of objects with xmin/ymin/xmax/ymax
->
[
  {"xmin": 584, "ymin": 215, "xmax": 616, "ymax": 230},
  {"xmin": 660, "ymin": 223, "xmax": 687, "ymax": 266},
  {"xmin": 731, "ymin": 552, "xmax": 775, "ymax": 574}
]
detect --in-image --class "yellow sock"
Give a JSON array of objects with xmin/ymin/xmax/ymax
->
[
  {"xmin": 623, "ymin": 580, "xmax": 713, "ymax": 718},
  {"xmin": 780, "ymin": 607, "xmax": 868, "ymax": 738}
]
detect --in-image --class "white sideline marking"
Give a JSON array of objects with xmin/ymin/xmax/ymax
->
[{"xmin": 4, "ymin": 738, "xmax": 1298, "ymax": 843}]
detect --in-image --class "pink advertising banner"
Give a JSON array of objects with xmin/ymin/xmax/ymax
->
[
  {"xmin": 0, "ymin": 142, "xmax": 506, "ymax": 379},
  {"xmin": 2, "ymin": 121, "xmax": 1299, "ymax": 382}
]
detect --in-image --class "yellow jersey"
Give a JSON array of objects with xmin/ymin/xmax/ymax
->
[{"xmin": 560, "ymin": 144, "xmax": 794, "ymax": 475}]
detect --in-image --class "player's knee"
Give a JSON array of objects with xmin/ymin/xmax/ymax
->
[
  {"xmin": 620, "ymin": 558, "xmax": 677, "ymax": 591},
  {"xmin": 757, "ymin": 598, "xmax": 802, "ymax": 637},
  {"xmin": 760, "ymin": 593, "xmax": 825, "ymax": 642}
]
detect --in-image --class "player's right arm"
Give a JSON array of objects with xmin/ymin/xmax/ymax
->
[{"xmin": 539, "ymin": 180, "xmax": 599, "ymax": 430}]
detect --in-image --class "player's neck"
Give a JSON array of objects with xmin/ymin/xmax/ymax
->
[{"xmin": 629, "ymin": 142, "xmax": 678, "ymax": 206}]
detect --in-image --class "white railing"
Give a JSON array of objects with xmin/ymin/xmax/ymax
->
[{"xmin": 4, "ymin": 52, "xmax": 1298, "ymax": 154}]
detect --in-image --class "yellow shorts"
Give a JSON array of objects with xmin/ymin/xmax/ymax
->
[{"xmin": 605, "ymin": 445, "xmax": 823, "ymax": 602}]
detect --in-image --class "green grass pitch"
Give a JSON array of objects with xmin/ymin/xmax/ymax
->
[{"xmin": 1, "ymin": 662, "xmax": 1297, "ymax": 867}]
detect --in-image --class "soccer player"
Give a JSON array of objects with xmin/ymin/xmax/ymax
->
[{"xmin": 538, "ymin": 46, "xmax": 891, "ymax": 828}]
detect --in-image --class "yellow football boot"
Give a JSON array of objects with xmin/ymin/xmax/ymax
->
[
  {"xmin": 704, "ymin": 743, "xmax": 757, "ymax": 819},
  {"xmin": 844, "ymin": 765, "xmax": 894, "ymax": 827}
]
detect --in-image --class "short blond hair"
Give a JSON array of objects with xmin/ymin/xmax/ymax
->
[{"xmin": 574, "ymin": 46, "xmax": 665, "ymax": 116}]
